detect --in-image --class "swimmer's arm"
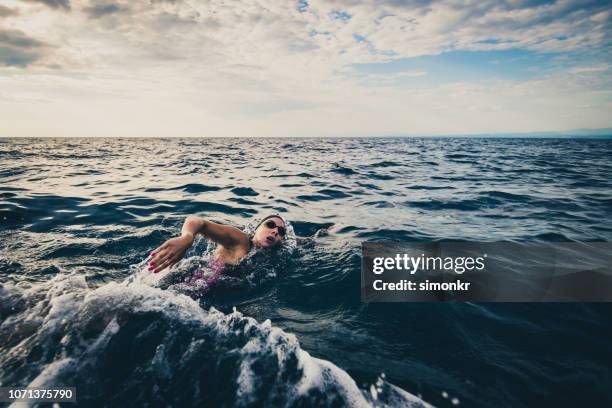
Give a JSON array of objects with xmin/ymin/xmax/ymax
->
[
  {"xmin": 185, "ymin": 216, "xmax": 248, "ymax": 250},
  {"xmin": 149, "ymin": 217, "xmax": 247, "ymax": 273}
]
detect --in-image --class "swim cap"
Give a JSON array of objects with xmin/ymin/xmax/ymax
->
[{"xmin": 254, "ymin": 214, "xmax": 287, "ymax": 231}]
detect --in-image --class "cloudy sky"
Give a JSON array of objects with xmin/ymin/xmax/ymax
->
[{"xmin": 0, "ymin": 0, "xmax": 610, "ymax": 137}]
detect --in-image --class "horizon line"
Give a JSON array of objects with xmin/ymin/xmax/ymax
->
[{"xmin": 2, "ymin": 129, "xmax": 612, "ymax": 139}]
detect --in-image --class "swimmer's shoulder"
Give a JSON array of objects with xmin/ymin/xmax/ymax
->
[{"xmin": 216, "ymin": 239, "xmax": 250, "ymax": 265}]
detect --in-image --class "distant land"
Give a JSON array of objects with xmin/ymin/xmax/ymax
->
[
  {"xmin": 408, "ymin": 128, "xmax": 612, "ymax": 138},
  {"xmin": 375, "ymin": 128, "xmax": 610, "ymax": 138}
]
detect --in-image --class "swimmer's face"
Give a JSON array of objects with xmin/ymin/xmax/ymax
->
[{"xmin": 253, "ymin": 217, "xmax": 286, "ymax": 248}]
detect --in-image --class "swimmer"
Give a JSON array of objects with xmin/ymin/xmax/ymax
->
[{"xmin": 148, "ymin": 214, "xmax": 287, "ymax": 273}]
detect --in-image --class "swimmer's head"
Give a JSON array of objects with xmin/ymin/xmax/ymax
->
[{"xmin": 252, "ymin": 214, "xmax": 287, "ymax": 248}]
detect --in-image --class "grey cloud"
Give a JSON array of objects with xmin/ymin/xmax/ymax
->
[
  {"xmin": 154, "ymin": 10, "xmax": 199, "ymax": 28},
  {"xmin": 505, "ymin": 0, "xmax": 556, "ymax": 8},
  {"xmin": 0, "ymin": 29, "xmax": 47, "ymax": 67},
  {"xmin": 22, "ymin": 0, "xmax": 70, "ymax": 10},
  {"xmin": 0, "ymin": 29, "xmax": 45, "ymax": 48},
  {"xmin": 0, "ymin": 46, "xmax": 41, "ymax": 67},
  {"xmin": 0, "ymin": 5, "xmax": 18, "ymax": 17},
  {"xmin": 378, "ymin": 0, "xmax": 432, "ymax": 9},
  {"xmin": 85, "ymin": 3, "xmax": 123, "ymax": 19}
]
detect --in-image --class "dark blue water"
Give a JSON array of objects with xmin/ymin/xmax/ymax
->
[{"xmin": 1, "ymin": 137, "xmax": 611, "ymax": 407}]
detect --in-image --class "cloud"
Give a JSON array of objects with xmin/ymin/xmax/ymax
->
[
  {"xmin": 361, "ymin": 70, "xmax": 428, "ymax": 83},
  {"xmin": 0, "ymin": 29, "xmax": 47, "ymax": 67},
  {"xmin": 84, "ymin": 2, "xmax": 123, "ymax": 19},
  {"xmin": 568, "ymin": 64, "xmax": 610, "ymax": 74},
  {"xmin": 22, "ymin": 0, "xmax": 70, "ymax": 10},
  {"xmin": 0, "ymin": 29, "xmax": 45, "ymax": 48},
  {"xmin": 9, "ymin": 0, "xmax": 608, "ymax": 72},
  {"xmin": 0, "ymin": 46, "xmax": 41, "ymax": 67},
  {"xmin": 0, "ymin": 5, "xmax": 18, "ymax": 17}
]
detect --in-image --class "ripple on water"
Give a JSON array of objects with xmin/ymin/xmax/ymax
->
[{"xmin": 230, "ymin": 187, "xmax": 260, "ymax": 196}]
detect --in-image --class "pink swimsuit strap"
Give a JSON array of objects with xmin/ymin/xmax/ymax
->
[{"xmin": 209, "ymin": 257, "xmax": 226, "ymax": 273}]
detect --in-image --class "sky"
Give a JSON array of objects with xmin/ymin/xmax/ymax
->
[{"xmin": 0, "ymin": 0, "xmax": 610, "ymax": 137}]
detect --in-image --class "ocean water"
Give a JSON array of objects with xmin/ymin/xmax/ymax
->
[{"xmin": 1, "ymin": 137, "xmax": 611, "ymax": 407}]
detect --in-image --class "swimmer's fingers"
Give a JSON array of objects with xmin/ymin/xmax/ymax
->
[
  {"xmin": 149, "ymin": 239, "xmax": 175, "ymax": 269},
  {"xmin": 149, "ymin": 237, "xmax": 190, "ymax": 272},
  {"xmin": 152, "ymin": 249, "xmax": 186, "ymax": 273},
  {"xmin": 149, "ymin": 249, "xmax": 166, "ymax": 270},
  {"xmin": 154, "ymin": 259, "xmax": 170, "ymax": 273},
  {"xmin": 151, "ymin": 250, "xmax": 172, "ymax": 272},
  {"xmin": 154, "ymin": 256, "xmax": 178, "ymax": 274},
  {"xmin": 166, "ymin": 248, "xmax": 188, "ymax": 270},
  {"xmin": 149, "ymin": 247, "xmax": 172, "ymax": 271}
]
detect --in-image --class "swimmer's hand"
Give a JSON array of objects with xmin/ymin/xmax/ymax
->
[{"xmin": 149, "ymin": 233, "xmax": 194, "ymax": 273}]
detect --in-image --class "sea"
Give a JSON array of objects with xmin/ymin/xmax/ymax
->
[{"xmin": 1, "ymin": 137, "xmax": 611, "ymax": 407}]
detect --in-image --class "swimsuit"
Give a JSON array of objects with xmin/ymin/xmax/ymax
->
[{"xmin": 188, "ymin": 239, "xmax": 254, "ymax": 287}]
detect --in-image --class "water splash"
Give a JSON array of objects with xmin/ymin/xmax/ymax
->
[{"xmin": 0, "ymin": 273, "xmax": 430, "ymax": 407}]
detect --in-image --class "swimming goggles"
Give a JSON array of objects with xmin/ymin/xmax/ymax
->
[{"xmin": 264, "ymin": 220, "xmax": 286, "ymax": 237}]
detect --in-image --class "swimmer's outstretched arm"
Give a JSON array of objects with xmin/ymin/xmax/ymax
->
[{"xmin": 148, "ymin": 216, "xmax": 249, "ymax": 273}]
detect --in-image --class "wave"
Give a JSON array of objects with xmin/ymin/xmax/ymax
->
[
  {"xmin": 0, "ymin": 274, "xmax": 429, "ymax": 407},
  {"xmin": 331, "ymin": 164, "xmax": 359, "ymax": 176},
  {"xmin": 231, "ymin": 187, "xmax": 260, "ymax": 197},
  {"xmin": 144, "ymin": 183, "xmax": 222, "ymax": 193}
]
